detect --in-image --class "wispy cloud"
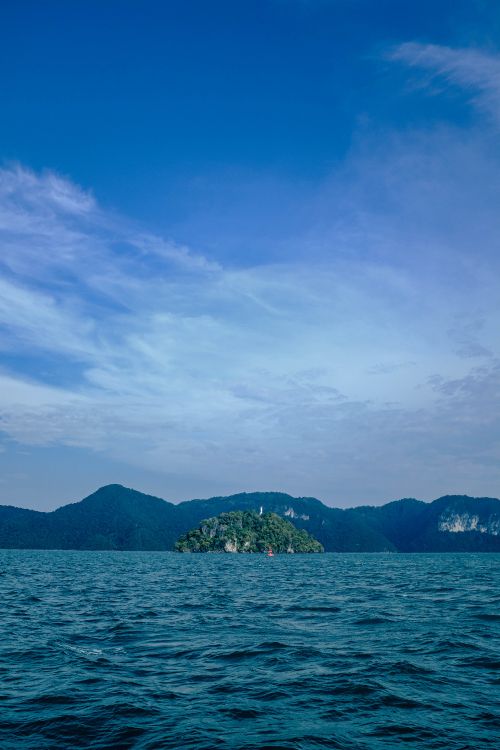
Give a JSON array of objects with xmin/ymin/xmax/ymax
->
[
  {"xmin": 2, "ymin": 40, "xmax": 500, "ymax": 511},
  {"xmin": 390, "ymin": 42, "xmax": 500, "ymax": 122}
]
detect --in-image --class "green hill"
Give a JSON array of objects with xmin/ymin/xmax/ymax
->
[
  {"xmin": 175, "ymin": 510, "xmax": 324, "ymax": 553},
  {"xmin": 1, "ymin": 485, "xmax": 499, "ymax": 552}
]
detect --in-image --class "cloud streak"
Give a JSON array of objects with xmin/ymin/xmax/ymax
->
[
  {"xmin": 390, "ymin": 42, "xmax": 500, "ymax": 122},
  {"xmin": 2, "ymin": 43, "xmax": 500, "ymax": 506}
]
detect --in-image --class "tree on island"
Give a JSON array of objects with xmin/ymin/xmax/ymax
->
[{"xmin": 175, "ymin": 510, "xmax": 324, "ymax": 553}]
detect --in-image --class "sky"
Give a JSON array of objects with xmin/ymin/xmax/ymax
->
[{"xmin": 1, "ymin": 0, "xmax": 500, "ymax": 510}]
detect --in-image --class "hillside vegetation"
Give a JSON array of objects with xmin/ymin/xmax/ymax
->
[
  {"xmin": 175, "ymin": 510, "xmax": 324, "ymax": 553},
  {"xmin": 0, "ymin": 485, "xmax": 499, "ymax": 552}
]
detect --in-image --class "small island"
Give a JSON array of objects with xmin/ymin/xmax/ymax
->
[{"xmin": 175, "ymin": 510, "xmax": 324, "ymax": 553}]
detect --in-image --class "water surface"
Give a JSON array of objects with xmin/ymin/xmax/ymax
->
[{"xmin": 0, "ymin": 551, "xmax": 498, "ymax": 749}]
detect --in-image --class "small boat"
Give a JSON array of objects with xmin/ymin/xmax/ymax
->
[{"xmin": 267, "ymin": 548, "xmax": 274, "ymax": 557}]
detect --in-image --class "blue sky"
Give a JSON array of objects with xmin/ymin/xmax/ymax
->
[{"xmin": 1, "ymin": 1, "xmax": 500, "ymax": 509}]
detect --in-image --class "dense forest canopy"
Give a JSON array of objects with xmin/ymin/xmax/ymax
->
[{"xmin": 175, "ymin": 510, "xmax": 324, "ymax": 553}]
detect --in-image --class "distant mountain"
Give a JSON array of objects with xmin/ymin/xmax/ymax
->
[
  {"xmin": 0, "ymin": 484, "xmax": 499, "ymax": 551},
  {"xmin": 175, "ymin": 510, "xmax": 324, "ymax": 553},
  {"xmin": 0, "ymin": 485, "xmax": 181, "ymax": 551},
  {"xmin": 352, "ymin": 495, "xmax": 500, "ymax": 552}
]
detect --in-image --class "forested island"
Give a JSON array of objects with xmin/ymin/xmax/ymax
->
[{"xmin": 175, "ymin": 510, "xmax": 324, "ymax": 553}]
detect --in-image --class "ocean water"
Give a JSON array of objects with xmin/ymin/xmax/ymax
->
[{"xmin": 0, "ymin": 552, "xmax": 498, "ymax": 750}]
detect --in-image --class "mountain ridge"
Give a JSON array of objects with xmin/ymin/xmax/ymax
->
[{"xmin": 0, "ymin": 484, "xmax": 499, "ymax": 552}]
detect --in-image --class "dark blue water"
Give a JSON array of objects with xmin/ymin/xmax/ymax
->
[{"xmin": 0, "ymin": 552, "xmax": 498, "ymax": 749}]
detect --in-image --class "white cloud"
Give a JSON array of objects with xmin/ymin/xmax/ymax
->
[
  {"xmin": 1, "ymin": 58, "xmax": 500, "ymax": 512},
  {"xmin": 390, "ymin": 42, "xmax": 500, "ymax": 122}
]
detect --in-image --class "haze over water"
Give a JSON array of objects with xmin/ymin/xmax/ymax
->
[{"xmin": 1, "ymin": 551, "xmax": 498, "ymax": 749}]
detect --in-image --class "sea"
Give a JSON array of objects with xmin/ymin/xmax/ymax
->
[{"xmin": 0, "ymin": 551, "xmax": 498, "ymax": 750}]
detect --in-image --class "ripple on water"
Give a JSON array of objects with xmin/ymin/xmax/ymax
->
[{"xmin": 0, "ymin": 551, "xmax": 498, "ymax": 750}]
